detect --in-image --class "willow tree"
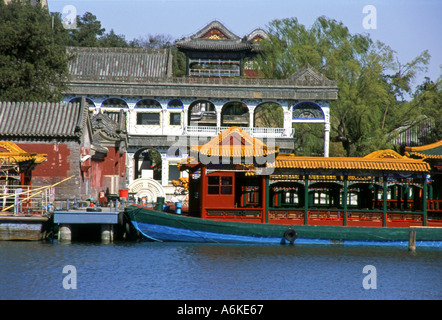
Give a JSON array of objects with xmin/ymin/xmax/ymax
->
[
  {"xmin": 256, "ymin": 16, "xmax": 431, "ymax": 156},
  {"xmin": 0, "ymin": 0, "xmax": 70, "ymax": 102}
]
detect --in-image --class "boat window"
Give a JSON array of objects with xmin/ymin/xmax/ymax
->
[
  {"xmin": 207, "ymin": 175, "xmax": 233, "ymax": 195},
  {"xmin": 221, "ymin": 176, "xmax": 232, "ymax": 185},
  {"xmin": 208, "ymin": 176, "xmax": 219, "ymax": 185}
]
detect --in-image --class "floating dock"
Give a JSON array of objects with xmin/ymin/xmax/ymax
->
[{"xmin": 54, "ymin": 208, "xmax": 123, "ymax": 243}]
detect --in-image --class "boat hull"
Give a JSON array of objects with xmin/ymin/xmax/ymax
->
[{"xmin": 125, "ymin": 206, "xmax": 442, "ymax": 247}]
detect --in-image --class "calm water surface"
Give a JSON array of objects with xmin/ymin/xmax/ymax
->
[{"xmin": 0, "ymin": 240, "xmax": 441, "ymax": 300}]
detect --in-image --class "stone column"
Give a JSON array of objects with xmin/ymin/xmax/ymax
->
[
  {"xmin": 58, "ymin": 224, "xmax": 72, "ymax": 242},
  {"xmin": 162, "ymin": 109, "xmax": 167, "ymax": 135},
  {"xmin": 101, "ymin": 224, "xmax": 114, "ymax": 243},
  {"xmin": 324, "ymin": 122, "xmax": 330, "ymax": 157},
  {"xmin": 216, "ymin": 109, "xmax": 221, "ymax": 132},
  {"xmin": 183, "ymin": 108, "xmax": 188, "ymax": 134},
  {"xmin": 283, "ymin": 109, "xmax": 292, "ymax": 137}
]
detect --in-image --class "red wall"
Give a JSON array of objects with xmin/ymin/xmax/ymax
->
[
  {"xmin": 18, "ymin": 143, "xmax": 71, "ymax": 178},
  {"xmin": 91, "ymin": 147, "xmax": 126, "ymax": 189}
]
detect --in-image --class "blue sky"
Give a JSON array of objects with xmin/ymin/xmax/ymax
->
[{"xmin": 48, "ymin": 0, "xmax": 441, "ymax": 86}]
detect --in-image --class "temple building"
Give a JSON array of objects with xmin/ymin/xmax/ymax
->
[
  {"xmin": 0, "ymin": 101, "xmax": 127, "ymax": 201},
  {"xmin": 63, "ymin": 21, "xmax": 338, "ymax": 203},
  {"xmin": 176, "ymin": 20, "xmax": 268, "ymax": 78}
]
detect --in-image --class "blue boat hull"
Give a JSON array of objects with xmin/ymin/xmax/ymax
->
[{"xmin": 126, "ymin": 206, "xmax": 442, "ymax": 248}]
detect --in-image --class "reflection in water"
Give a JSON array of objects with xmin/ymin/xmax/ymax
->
[{"xmin": 0, "ymin": 241, "xmax": 441, "ymax": 300}]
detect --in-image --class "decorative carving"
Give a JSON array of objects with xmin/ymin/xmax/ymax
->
[
  {"xmin": 128, "ymin": 178, "xmax": 165, "ymax": 202},
  {"xmin": 292, "ymin": 102, "xmax": 324, "ymax": 120}
]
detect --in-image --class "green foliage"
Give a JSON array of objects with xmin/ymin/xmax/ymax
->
[
  {"xmin": 256, "ymin": 16, "xmax": 434, "ymax": 156},
  {"xmin": 410, "ymin": 77, "xmax": 442, "ymax": 144},
  {"xmin": 0, "ymin": 0, "xmax": 70, "ymax": 102},
  {"xmin": 67, "ymin": 12, "xmax": 105, "ymax": 47},
  {"xmin": 254, "ymin": 103, "xmax": 284, "ymax": 128},
  {"xmin": 99, "ymin": 29, "xmax": 130, "ymax": 48}
]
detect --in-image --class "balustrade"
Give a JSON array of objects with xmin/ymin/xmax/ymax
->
[{"xmin": 186, "ymin": 126, "xmax": 294, "ymax": 138}]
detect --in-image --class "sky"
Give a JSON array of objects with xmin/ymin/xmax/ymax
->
[{"xmin": 47, "ymin": 0, "xmax": 441, "ymax": 86}]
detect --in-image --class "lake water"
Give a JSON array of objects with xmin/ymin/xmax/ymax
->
[{"xmin": 1, "ymin": 240, "xmax": 441, "ymax": 302}]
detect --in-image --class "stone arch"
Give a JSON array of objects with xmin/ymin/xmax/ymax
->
[
  {"xmin": 254, "ymin": 102, "xmax": 284, "ymax": 128},
  {"xmin": 167, "ymin": 99, "xmax": 184, "ymax": 109},
  {"xmin": 292, "ymin": 102, "xmax": 324, "ymax": 121},
  {"xmin": 221, "ymin": 101, "xmax": 249, "ymax": 127},
  {"xmin": 135, "ymin": 99, "xmax": 162, "ymax": 109},
  {"xmin": 188, "ymin": 99, "xmax": 216, "ymax": 126},
  {"xmin": 101, "ymin": 98, "xmax": 129, "ymax": 109},
  {"xmin": 133, "ymin": 147, "xmax": 162, "ymax": 181},
  {"xmin": 128, "ymin": 178, "xmax": 165, "ymax": 203},
  {"xmin": 68, "ymin": 97, "xmax": 96, "ymax": 108}
]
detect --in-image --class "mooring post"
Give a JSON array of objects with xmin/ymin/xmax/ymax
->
[
  {"xmin": 58, "ymin": 224, "xmax": 72, "ymax": 242},
  {"xmin": 409, "ymin": 230, "xmax": 416, "ymax": 252},
  {"xmin": 101, "ymin": 224, "xmax": 114, "ymax": 243}
]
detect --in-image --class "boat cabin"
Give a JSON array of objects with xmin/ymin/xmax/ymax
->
[{"xmin": 180, "ymin": 127, "xmax": 442, "ymax": 228}]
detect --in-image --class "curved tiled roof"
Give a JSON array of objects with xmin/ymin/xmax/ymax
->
[
  {"xmin": 190, "ymin": 127, "xmax": 279, "ymax": 158},
  {"xmin": 0, "ymin": 101, "xmax": 88, "ymax": 139},
  {"xmin": 182, "ymin": 127, "xmax": 430, "ymax": 175},
  {"xmin": 176, "ymin": 39, "xmax": 253, "ymax": 52},
  {"xmin": 405, "ymin": 140, "xmax": 442, "ymax": 159},
  {"xmin": 176, "ymin": 20, "xmax": 265, "ymax": 52},
  {"xmin": 0, "ymin": 141, "xmax": 47, "ymax": 164},
  {"xmin": 270, "ymin": 155, "xmax": 430, "ymax": 173}
]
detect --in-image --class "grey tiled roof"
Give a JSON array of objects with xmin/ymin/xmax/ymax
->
[
  {"xmin": 0, "ymin": 101, "xmax": 89, "ymax": 139},
  {"xmin": 176, "ymin": 39, "xmax": 253, "ymax": 52},
  {"xmin": 176, "ymin": 20, "xmax": 266, "ymax": 52},
  {"xmin": 68, "ymin": 47, "xmax": 172, "ymax": 80}
]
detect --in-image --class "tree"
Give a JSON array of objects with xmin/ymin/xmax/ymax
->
[
  {"xmin": 68, "ymin": 12, "xmax": 105, "ymax": 47},
  {"xmin": 0, "ymin": 0, "xmax": 70, "ymax": 102},
  {"xmin": 99, "ymin": 29, "xmax": 130, "ymax": 48},
  {"xmin": 411, "ymin": 77, "xmax": 442, "ymax": 144},
  {"xmin": 130, "ymin": 34, "xmax": 174, "ymax": 49},
  {"xmin": 256, "ymin": 16, "xmax": 432, "ymax": 156}
]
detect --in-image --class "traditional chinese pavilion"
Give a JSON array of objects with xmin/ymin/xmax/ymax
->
[
  {"xmin": 176, "ymin": 20, "xmax": 268, "ymax": 78},
  {"xmin": 179, "ymin": 127, "xmax": 441, "ymax": 228}
]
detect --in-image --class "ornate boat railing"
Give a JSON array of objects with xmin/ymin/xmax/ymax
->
[{"xmin": 203, "ymin": 207, "xmax": 442, "ymax": 227}]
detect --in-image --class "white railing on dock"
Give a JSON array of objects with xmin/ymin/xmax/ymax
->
[{"xmin": 186, "ymin": 126, "xmax": 294, "ymax": 138}]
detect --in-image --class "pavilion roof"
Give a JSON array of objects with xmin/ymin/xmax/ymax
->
[
  {"xmin": 404, "ymin": 140, "xmax": 442, "ymax": 160},
  {"xmin": 176, "ymin": 20, "xmax": 266, "ymax": 52},
  {"xmin": 189, "ymin": 127, "xmax": 279, "ymax": 158},
  {"xmin": 180, "ymin": 127, "xmax": 430, "ymax": 175},
  {"xmin": 270, "ymin": 154, "xmax": 430, "ymax": 174}
]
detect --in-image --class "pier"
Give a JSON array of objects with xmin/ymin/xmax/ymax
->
[{"xmin": 54, "ymin": 207, "xmax": 122, "ymax": 243}]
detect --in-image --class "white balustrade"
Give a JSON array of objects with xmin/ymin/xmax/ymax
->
[{"xmin": 186, "ymin": 126, "xmax": 294, "ymax": 138}]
